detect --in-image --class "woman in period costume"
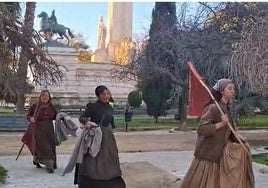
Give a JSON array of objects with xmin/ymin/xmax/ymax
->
[
  {"xmin": 181, "ymin": 79, "xmax": 255, "ymax": 188},
  {"xmin": 25, "ymin": 90, "xmax": 57, "ymax": 173},
  {"xmin": 76, "ymin": 85, "xmax": 126, "ymax": 188}
]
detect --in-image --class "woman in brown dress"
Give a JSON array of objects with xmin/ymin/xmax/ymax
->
[
  {"xmin": 76, "ymin": 85, "xmax": 126, "ymax": 188},
  {"xmin": 26, "ymin": 90, "xmax": 57, "ymax": 173},
  {"xmin": 181, "ymin": 79, "xmax": 255, "ymax": 188}
]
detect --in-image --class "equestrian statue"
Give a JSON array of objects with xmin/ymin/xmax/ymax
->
[{"xmin": 37, "ymin": 10, "xmax": 74, "ymax": 45}]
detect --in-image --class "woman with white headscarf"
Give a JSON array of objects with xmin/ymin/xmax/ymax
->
[{"xmin": 181, "ymin": 79, "xmax": 255, "ymax": 188}]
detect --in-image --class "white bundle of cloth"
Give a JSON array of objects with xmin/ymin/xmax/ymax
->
[
  {"xmin": 62, "ymin": 121, "xmax": 102, "ymax": 176},
  {"xmin": 54, "ymin": 112, "xmax": 78, "ymax": 146}
]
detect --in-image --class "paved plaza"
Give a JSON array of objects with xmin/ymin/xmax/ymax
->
[{"xmin": 1, "ymin": 130, "xmax": 268, "ymax": 187}]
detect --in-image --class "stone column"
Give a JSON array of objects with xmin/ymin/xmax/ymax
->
[{"xmin": 107, "ymin": 2, "xmax": 133, "ymax": 61}]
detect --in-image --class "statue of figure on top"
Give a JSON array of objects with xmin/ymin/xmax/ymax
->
[
  {"xmin": 97, "ymin": 16, "xmax": 107, "ymax": 49},
  {"xmin": 37, "ymin": 10, "xmax": 74, "ymax": 45},
  {"xmin": 48, "ymin": 9, "xmax": 58, "ymax": 25}
]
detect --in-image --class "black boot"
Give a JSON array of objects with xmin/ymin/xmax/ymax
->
[
  {"xmin": 53, "ymin": 162, "xmax": 57, "ymax": 169},
  {"xmin": 33, "ymin": 161, "xmax": 42, "ymax": 168},
  {"xmin": 46, "ymin": 168, "xmax": 54, "ymax": 173}
]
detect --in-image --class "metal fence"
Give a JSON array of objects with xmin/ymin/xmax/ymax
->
[{"xmin": 0, "ymin": 115, "xmax": 28, "ymax": 132}]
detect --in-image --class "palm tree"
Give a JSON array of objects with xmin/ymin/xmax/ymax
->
[
  {"xmin": 1, "ymin": 2, "xmax": 64, "ymax": 114},
  {"xmin": 16, "ymin": 2, "xmax": 36, "ymax": 114},
  {"xmin": 0, "ymin": 2, "xmax": 21, "ymax": 104}
]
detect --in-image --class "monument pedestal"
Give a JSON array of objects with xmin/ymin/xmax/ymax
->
[
  {"xmin": 91, "ymin": 48, "xmax": 108, "ymax": 62},
  {"xmin": 29, "ymin": 43, "xmax": 136, "ymax": 106}
]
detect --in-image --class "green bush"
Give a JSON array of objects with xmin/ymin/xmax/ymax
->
[
  {"xmin": 128, "ymin": 90, "xmax": 142, "ymax": 107},
  {"xmin": 0, "ymin": 164, "xmax": 7, "ymax": 183}
]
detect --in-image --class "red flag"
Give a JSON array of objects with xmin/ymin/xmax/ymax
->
[
  {"xmin": 21, "ymin": 103, "xmax": 40, "ymax": 155},
  {"xmin": 21, "ymin": 123, "xmax": 36, "ymax": 155},
  {"xmin": 187, "ymin": 62, "xmax": 249, "ymax": 153},
  {"xmin": 187, "ymin": 62, "xmax": 210, "ymax": 117}
]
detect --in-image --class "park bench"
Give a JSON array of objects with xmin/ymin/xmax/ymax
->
[{"xmin": 0, "ymin": 115, "xmax": 29, "ymax": 132}]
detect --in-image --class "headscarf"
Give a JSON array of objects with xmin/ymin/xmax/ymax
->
[
  {"xmin": 212, "ymin": 78, "xmax": 233, "ymax": 92},
  {"xmin": 95, "ymin": 85, "xmax": 108, "ymax": 97}
]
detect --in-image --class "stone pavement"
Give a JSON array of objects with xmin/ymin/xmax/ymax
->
[
  {"xmin": 1, "ymin": 151, "xmax": 268, "ymax": 188},
  {"xmin": 1, "ymin": 129, "xmax": 268, "ymax": 187}
]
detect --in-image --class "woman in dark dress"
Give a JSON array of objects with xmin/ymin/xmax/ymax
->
[
  {"xmin": 77, "ymin": 85, "xmax": 126, "ymax": 188},
  {"xmin": 26, "ymin": 90, "xmax": 57, "ymax": 173}
]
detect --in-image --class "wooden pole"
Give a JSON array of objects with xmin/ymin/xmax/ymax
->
[{"xmin": 15, "ymin": 143, "xmax": 25, "ymax": 160}]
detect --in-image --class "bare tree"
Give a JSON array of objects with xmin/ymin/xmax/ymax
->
[
  {"xmin": 230, "ymin": 18, "xmax": 268, "ymax": 96},
  {"xmin": 111, "ymin": 2, "xmax": 268, "ymax": 121},
  {"xmin": 110, "ymin": 33, "xmax": 148, "ymax": 82}
]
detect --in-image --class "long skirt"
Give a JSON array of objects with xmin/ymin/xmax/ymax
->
[
  {"xmin": 77, "ymin": 126, "xmax": 125, "ymax": 188},
  {"xmin": 78, "ymin": 175, "xmax": 125, "ymax": 188},
  {"xmin": 181, "ymin": 141, "xmax": 255, "ymax": 188},
  {"xmin": 34, "ymin": 120, "xmax": 56, "ymax": 169}
]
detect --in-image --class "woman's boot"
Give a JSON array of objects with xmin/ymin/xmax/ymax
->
[{"xmin": 33, "ymin": 161, "xmax": 42, "ymax": 168}]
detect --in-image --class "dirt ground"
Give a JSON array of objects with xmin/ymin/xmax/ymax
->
[{"xmin": 0, "ymin": 129, "xmax": 268, "ymax": 157}]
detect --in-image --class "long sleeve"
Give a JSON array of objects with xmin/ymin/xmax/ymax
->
[
  {"xmin": 111, "ymin": 116, "xmax": 115, "ymax": 129},
  {"xmin": 26, "ymin": 103, "xmax": 36, "ymax": 122},
  {"xmin": 197, "ymin": 104, "xmax": 217, "ymax": 136},
  {"xmin": 52, "ymin": 105, "xmax": 57, "ymax": 120}
]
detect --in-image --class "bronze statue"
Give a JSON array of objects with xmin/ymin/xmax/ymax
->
[
  {"xmin": 37, "ymin": 10, "xmax": 74, "ymax": 44},
  {"xmin": 48, "ymin": 9, "xmax": 58, "ymax": 25}
]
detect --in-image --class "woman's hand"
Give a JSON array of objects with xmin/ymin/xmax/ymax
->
[
  {"xmin": 221, "ymin": 114, "xmax": 229, "ymax": 125},
  {"xmin": 215, "ymin": 114, "xmax": 229, "ymax": 130},
  {"xmin": 80, "ymin": 121, "xmax": 97, "ymax": 129},
  {"xmin": 30, "ymin": 117, "xmax": 36, "ymax": 123}
]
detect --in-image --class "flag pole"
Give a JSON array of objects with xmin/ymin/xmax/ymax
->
[{"xmin": 187, "ymin": 62, "xmax": 249, "ymax": 153}]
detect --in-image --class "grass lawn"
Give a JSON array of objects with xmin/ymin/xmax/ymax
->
[
  {"xmin": 237, "ymin": 115, "xmax": 268, "ymax": 128},
  {"xmin": 0, "ymin": 108, "xmax": 14, "ymax": 116},
  {"xmin": 114, "ymin": 115, "xmax": 198, "ymax": 130},
  {"xmin": 113, "ymin": 114, "xmax": 268, "ymax": 130},
  {"xmin": 0, "ymin": 164, "xmax": 7, "ymax": 183},
  {"xmin": 252, "ymin": 154, "xmax": 268, "ymax": 166},
  {"xmin": 1, "ymin": 106, "xmax": 267, "ymax": 129}
]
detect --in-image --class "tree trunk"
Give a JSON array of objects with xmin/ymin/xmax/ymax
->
[
  {"xmin": 178, "ymin": 69, "xmax": 189, "ymax": 130},
  {"xmin": 180, "ymin": 83, "xmax": 188, "ymax": 122},
  {"xmin": 178, "ymin": 86, "xmax": 188, "ymax": 130},
  {"xmin": 154, "ymin": 116, "xmax": 158, "ymax": 123},
  {"xmin": 16, "ymin": 54, "xmax": 28, "ymax": 114},
  {"xmin": 16, "ymin": 2, "xmax": 36, "ymax": 114}
]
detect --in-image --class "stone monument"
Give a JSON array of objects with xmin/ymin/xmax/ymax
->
[
  {"xmin": 30, "ymin": 8, "xmax": 136, "ymax": 105},
  {"xmin": 107, "ymin": 2, "xmax": 133, "ymax": 61},
  {"xmin": 92, "ymin": 2, "xmax": 133, "ymax": 63}
]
